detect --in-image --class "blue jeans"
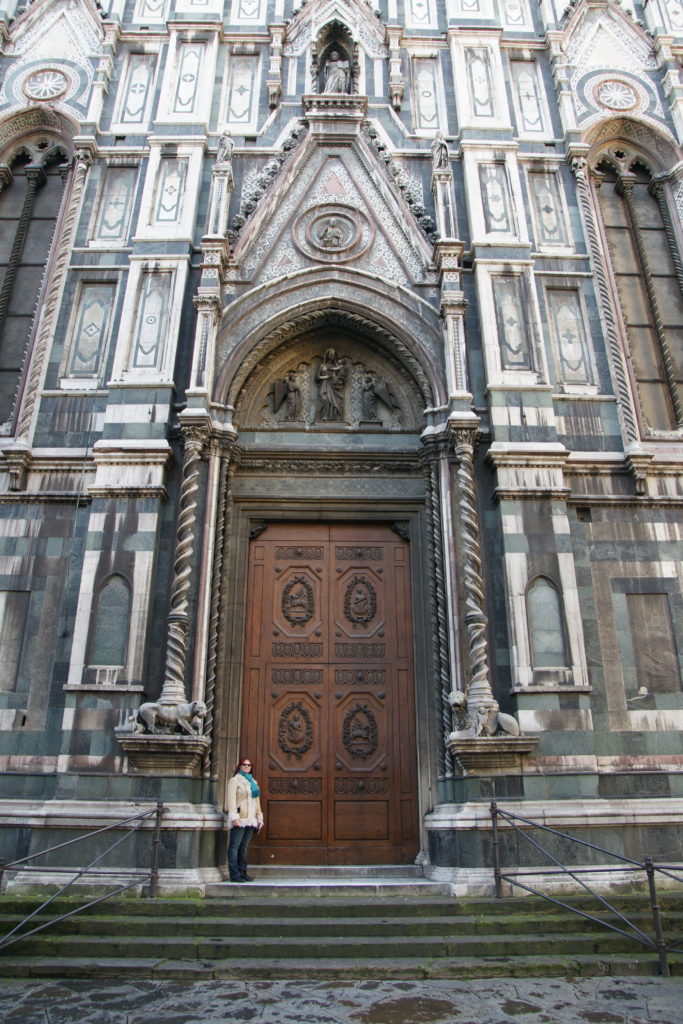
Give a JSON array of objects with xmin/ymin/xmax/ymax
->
[{"xmin": 227, "ymin": 825, "xmax": 255, "ymax": 880}]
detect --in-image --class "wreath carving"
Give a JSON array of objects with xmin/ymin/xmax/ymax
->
[
  {"xmin": 343, "ymin": 575, "xmax": 377, "ymax": 627},
  {"xmin": 343, "ymin": 703, "xmax": 378, "ymax": 760},
  {"xmin": 278, "ymin": 701, "xmax": 313, "ymax": 760},
  {"xmin": 282, "ymin": 574, "xmax": 315, "ymax": 626}
]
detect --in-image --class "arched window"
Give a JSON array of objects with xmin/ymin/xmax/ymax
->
[
  {"xmin": 89, "ymin": 575, "xmax": 131, "ymax": 670},
  {"xmin": 0, "ymin": 145, "xmax": 70, "ymax": 427},
  {"xmin": 526, "ymin": 576, "xmax": 568, "ymax": 669},
  {"xmin": 594, "ymin": 154, "xmax": 683, "ymax": 432}
]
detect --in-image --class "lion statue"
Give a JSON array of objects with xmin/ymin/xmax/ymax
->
[{"xmin": 132, "ymin": 700, "xmax": 207, "ymax": 736}]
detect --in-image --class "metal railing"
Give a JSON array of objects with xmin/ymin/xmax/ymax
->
[
  {"xmin": 0, "ymin": 801, "xmax": 164, "ymax": 952},
  {"xmin": 490, "ymin": 801, "xmax": 683, "ymax": 976}
]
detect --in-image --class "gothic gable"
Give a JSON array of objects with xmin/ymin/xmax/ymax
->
[
  {"xmin": 556, "ymin": 1, "xmax": 663, "ymax": 127},
  {"xmin": 233, "ymin": 130, "xmax": 434, "ymax": 288},
  {"xmin": 0, "ymin": 0, "xmax": 104, "ymax": 117},
  {"xmin": 284, "ymin": 0, "xmax": 387, "ymax": 59}
]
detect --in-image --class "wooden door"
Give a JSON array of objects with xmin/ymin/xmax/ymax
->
[{"xmin": 239, "ymin": 523, "xmax": 418, "ymax": 864}]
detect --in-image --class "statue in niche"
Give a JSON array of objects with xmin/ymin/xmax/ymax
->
[
  {"xmin": 317, "ymin": 349, "xmax": 346, "ymax": 421},
  {"xmin": 431, "ymin": 131, "xmax": 449, "ymax": 170},
  {"xmin": 274, "ymin": 370, "xmax": 302, "ymax": 421},
  {"xmin": 361, "ymin": 371, "xmax": 400, "ymax": 421},
  {"xmin": 318, "ymin": 217, "xmax": 343, "ymax": 248},
  {"xmin": 216, "ymin": 130, "xmax": 234, "ymax": 166},
  {"xmin": 323, "ymin": 50, "xmax": 350, "ymax": 94}
]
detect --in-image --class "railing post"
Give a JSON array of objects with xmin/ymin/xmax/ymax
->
[
  {"xmin": 645, "ymin": 857, "xmax": 669, "ymax": 976},
  {"xmin": 0, "ymin": 861, "xmax": 5, "ymax": 894},
  {"xmin": 491, "ymin": 801, "xmax": 503, "ymax": 898},
  {"xmin": 149, "ymin": 801, "xmax": 164, "ymax": 899}
]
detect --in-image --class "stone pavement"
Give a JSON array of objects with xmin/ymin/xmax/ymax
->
[{"xmin": 2, "ymin": 976, "xmax": 683, "ymax": 1024}]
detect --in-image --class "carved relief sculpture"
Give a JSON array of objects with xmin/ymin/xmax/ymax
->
[
  {"xmin": 344, "ymin": 576, "xmax": 377, "ymax": 627},
  {"xmin": 317, "ymin": 217, "xmax": 344, "ymax": 247},
  {"xmin": 361, "ymin": 372, "xmax": 400, "ymax": 421},
  {"xmin": 279, "ymin": 701, "xmax": 313, "ymax": 759},
  {"xmin": 281, "ymin": 574, "xmax": 315, "ymax": 626},
  {"xmin": 343, "ymin": 704, "xmax": 378, "ymax": 759},
  {"xmin": 273, "ymin": 370, "xmax": 302, "ymax": 421},
  {"xmin": 317, "ymin": 349, "xmax": 346, "ymax": 421}
]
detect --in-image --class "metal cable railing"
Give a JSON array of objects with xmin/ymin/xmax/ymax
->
[
  {"xmin": 490, "ymin": 801, "xmax": 683, "ymax": 976},
  {"xmin": 0, "ymin": 801, "xmax": 164, "ymax": 952}
]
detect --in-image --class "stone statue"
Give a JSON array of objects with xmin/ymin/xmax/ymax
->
[
  {"xmin": 361, "ymin": 371, "xmax": 399, "ymax": 420},
  {"xmin": 447, "ymin": 691, "xmax": 520, "ymax": 740},
  {"xmin": 317, "ymin": 348, "xmax": 346, "ymax": 421},
  {"xmin": 323, "ymin": 51, "xmax": 350, "ymax": 94},
  {"xmin": 431, "ymin": 131, "xmax": 449, "ymax": 170},
  {"xmin": 131, "ymin": 699, "xmax": 208, "ymax": 736},
  {"xmin": 274, "ymin": 370, "xmax": 302, "ymax": 421},
  {"xmin": 216, "ymin": 131, "xmax": 234, "ymax": 166}
]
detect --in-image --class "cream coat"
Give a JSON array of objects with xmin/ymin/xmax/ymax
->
[{"xmin": 227, "ymin": 773, "xmax": 264, "ymax": 829}]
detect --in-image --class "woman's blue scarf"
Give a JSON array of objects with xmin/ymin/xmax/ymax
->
[{"xmin": 240, "ymin": 771, "xmax": 260, "ymax": 797}]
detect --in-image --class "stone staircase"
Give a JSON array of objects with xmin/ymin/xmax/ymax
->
[{"xmin": 1, "ymin": 868, "xmax": 682, "ymax": 979}]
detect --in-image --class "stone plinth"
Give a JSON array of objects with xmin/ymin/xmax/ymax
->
[
  {"xmin": 448, "ymin": 736, "xmax": 538, "ymax": 775},
  {"xmin": 116, "ymin": 731, "xmax": 210, "ymax": 776}
]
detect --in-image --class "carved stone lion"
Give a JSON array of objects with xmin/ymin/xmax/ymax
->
[{"xmin": 133, "ymin": 700, "xmax": 207, "ymax": 736}]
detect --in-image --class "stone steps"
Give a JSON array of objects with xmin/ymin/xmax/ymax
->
[
  {"xmin": 2, "ymin": 908, "xmax": 680, "ymax": 939},
  {"xmin": 1, "ymin": 885, "xmax": 681, "ymax": 979}
]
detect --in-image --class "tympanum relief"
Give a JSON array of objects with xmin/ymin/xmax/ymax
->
[{"xmin": 240, "ymin": 344, "xmax": 412, "ymax": 430}]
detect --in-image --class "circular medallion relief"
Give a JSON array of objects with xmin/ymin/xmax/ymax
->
[
  {"xmin": 594, "ymin": 79, "xmax": 638, "ymax": 112},
  {"xmin": 292, "ymin": 203, "xmax": 374, "ymax": 263},
  {"xmin": 24, "ymin": 69, "xmax": 70, "ymax": 101}
]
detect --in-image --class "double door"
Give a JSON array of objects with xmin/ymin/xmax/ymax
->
[{"xmin": 240, "ymin": 523, "xmax": 418, "ymax": 864}]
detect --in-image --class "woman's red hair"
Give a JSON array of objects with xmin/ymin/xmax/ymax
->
[{"xmin": 234, "ymin": 756, "xmax": 255, "ymax": 774}]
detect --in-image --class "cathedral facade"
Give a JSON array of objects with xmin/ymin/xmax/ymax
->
[{"xmin": 0, "ymin": 0, "xmax": 682, "ymax": 887}]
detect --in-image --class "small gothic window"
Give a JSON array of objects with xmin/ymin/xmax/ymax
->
[
  {"xmin": 89, "ymin": 575, "xmax": 131, "ymax": 668},
  {"xmin": 527, "ymin": 576, "xmax": 568, "ymax": 668}
]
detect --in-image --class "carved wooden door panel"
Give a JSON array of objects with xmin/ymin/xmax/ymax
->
[{"xmin": 240, "ymin": 522, "xmax": 418, "ymax": 865}]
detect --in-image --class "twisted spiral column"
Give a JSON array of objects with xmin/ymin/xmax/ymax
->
[
  {"xmin": 160, "ymin": 426, "xmax": 207, "ymax": 706},
  {"xmin": 450, "ymin": 428, "xmax": 494, "ymax": 718},
  {"xmin": 620, "ymin": 176, "xmax": 683, "ymax": 428},
  {"xmin": 651, "ymin": 179, "xmax": 683, "ymax": 299},
  {"xmin": 420, "ymin": 437, "xmax": 452, "ymax": 776},
  {"xmin": 202, "ymin": 446, "xmax": 236, "ymax": 776},
  {"xmin": 572, "ymin": 159, "xmax": 640, "ymax": 446}
]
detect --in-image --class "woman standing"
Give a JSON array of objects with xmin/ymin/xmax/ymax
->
[{"xmin": 226, "ymin": 757, "xmax": 263, "ymax": 883}]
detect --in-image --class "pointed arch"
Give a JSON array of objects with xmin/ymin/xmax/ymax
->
[
  {"xmin": 213, "ymin": 269, "xmax": 446, "ymax": 412},
  {"xmin": 582, "ymin": 117, "xmax": 683, "ymax": 433}
]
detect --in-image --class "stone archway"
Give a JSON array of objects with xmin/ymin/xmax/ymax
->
[{"xmin": 207, "ymin": 311, "xmax": 443, "ymax": 865}]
